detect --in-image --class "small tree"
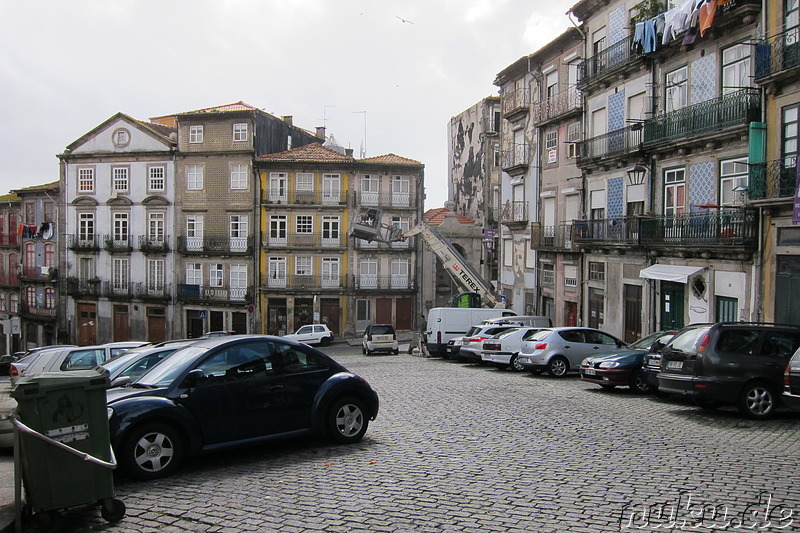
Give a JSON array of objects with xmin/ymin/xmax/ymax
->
[{"xmin": 631, "ymin": 0, "xmax": 667, "ymax": 24}]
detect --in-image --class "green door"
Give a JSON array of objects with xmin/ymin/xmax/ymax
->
[
  {"xmin": 660, "ymin": 281, "xmax": 685, "ymax": 330},
  {"xmin": 776, "ymin": 256, "xmax": 800, "ymax": 326}
]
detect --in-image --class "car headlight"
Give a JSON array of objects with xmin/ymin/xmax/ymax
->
[
  {"xmin": 599, "ymin": 361, "xmax": 620, "ymax": 369},
  {"xmin": 581, "ymin": 358, "xmax": 589, "ymax": 366},
  {"xmin": 107, "ymin": 407, "xmax": 114, "ymax": 420}
]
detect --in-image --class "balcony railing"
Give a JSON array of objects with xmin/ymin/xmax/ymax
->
[
  {"xmin": 352, "ymin": 191, "xmax": 417, "ymax": 208},
  {"xmin": 262, "ymin": 189, "xmax": 348, "ymax": 206},
  {"xmin": 134, "ymin": 283, "xmax": 171, "ymax": 300},
  {"xmin": 177, "ymin": 284, "xmax": 250, "ymax": 303},
  {"xmin": 67, "ymin": 235, "xmax": 101, "ymax": 251},
  {"xmin": 501, "ymin": 144, "xmax": 530, "ymax": 173},
  {"xmin": 64, "ymin": 278, "xmax": 101, "ymax": 297},
  {"xmin": 139, "ymin": 235, "xmax": 170, "ymax": 254},
  {"xmin": 499, "ymin": 201, "xmax": 528, "ymax": 225},
  {"xmin": 262, "ymin": 233, "xmax": 345, "ymax": 249},
  {"xmin": 501, "ymin": 87, "xmax": 530, "ymax": 118},
  {"xmin": 353, "ymin": 275, "xmax": 416, "ymax": 290},
  {"xmin": 748, "ymin": 159, "xmax": 797, "ymax": 201},
  {"xmin": 532, "ymin": 87, "xmax": 581, "ymax": 125},
  {"xmin": 263, "ymin": 274, "xmax": 347, "ymax": 290},
  {"xmin": 574, "ymin": 217, "xmax": 642, "ymax": 245},
  {"xmin": 104, "ymin": 235, "xmax": 134, "ymax": 252},
  {"xmin": 579, "ymin": 38, "xmax": 638, "ymax": 86},
  {"xmin": 531, "ymin": 223, "xmax": 576, "ymax": 251},
  {"xmin": 19, "ymin": 301, "xmax": 57, "ymax": 318},
  {"xmin": 21, "ymin": 266, "xmax": 58, "ymax": 282},
  {"xmin": 177, "ymin": 236, "xmax": 253, "ymax": 254},
  {"xmin": 643, "ymin": 88, "xmax": 761, "ymax": 149},
  {"xmin": 755, "ymin": 28, "xmax": 800, "ymax": 81},
  {"xmin": 578, "ymin": 125, "xmax": 643, "ymax": 164}
]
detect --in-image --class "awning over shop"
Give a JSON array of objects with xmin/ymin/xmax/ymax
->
[{"xmin": 639, "ymin": 265, "xmax": 705, "ymax": 284}]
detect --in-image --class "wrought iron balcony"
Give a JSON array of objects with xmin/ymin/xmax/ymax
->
[
  {"xmin": 531, "ymin": 223, "xmax": 577, "ymax": 251},
  {"xmin": 19, "ymin": 301, "xmax": 57, "ymax": 319},
  {"xmin": 499, "ymin": 201, "xmax": 528, "ymax": 226},
  {"xmin": 139, "ymin": 235, "xmax": 170, "ymax": 254},
  {"xmin": 577, "ymin": 125, "xmax": 643, "ymax": 165},
  {"xmin": 748, "ymin": 159, "xmax": 797, "ymax": 201},
  {"xmin": 574, "ymin": 217, "xmax": 642, "ymax": 246},
  {"xmin": 643, "ymin": 89, "xmax": 760, "ymax": 149},
  {"xmin": 501, "ymin": 144, "xmax": 530, "ymax": 175},
  {"xmin": 21, "ymin": 266, "xmax": 58, "ymax": 282},
  {"xmin": 262, "ymin": 189, "xmax": 348, "ymax": 206},
  {"xmin": 104, "ymin": 235, "xmax": 134, "ymax": 252},
  {"xmin": 755, "ymin": 29, "xmax": 800, "ymax": 82},
  {"xmin": 501, "ymin": 87, "xmax": 530, "ymax": 119},
  {"xmin": 262, "ymin": 232, "xmax": 345, "ymax": 249},
  {"xmin": 177, "ymin": 236, "xmax": 253, "ymax": 254},
  {"xmin": 579, "ymin": 38, "xmax": 639, "ymax": 87},
  {"xmin": 263, "ymin": 274, "xmax": 347, "ymax": 290},
  {"xmin": 352, "ymin": 191, "xmax": 417, "ymax": 208},
  {"xmin": 532, "ymin": 87, "xmax": 581, "ymax": 125},
  {"xmin": 134, "ymin": 283, "xmax": 171, "ymax": 300},
  {"xmin": 64, "ymin": 277, "xmax": 101, "ymax": 297},
  {"xmin": 353, "ymin": 275, "xmax": 416, "ymax": 290},
  {"xmin": 67, "ymin": 235, "xmax": 101, "ymax": 251},
  {"xmin": 177, "ymin": 284, "xmax": 250, "ymax": 303}
]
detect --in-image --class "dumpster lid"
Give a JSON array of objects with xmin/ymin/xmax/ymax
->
[{"xmin": 12, "ymin": 369, "xmax": 110, "ymax": 400}]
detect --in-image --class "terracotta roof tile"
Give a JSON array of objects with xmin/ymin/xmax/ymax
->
[
  {"xmin": 423, "ymin": 208, "xmax": 476, "ymax": 226},
  {"xmin": 358, "ymin": 153, "xmax": 423, "ymax": 166},
  {"xmin": 176, "ymin": 101, "xmax": 257, "ymax": 115},
  {"xmin": 256, "ymin": 143, "xmax": 355, "ymax": 163}
]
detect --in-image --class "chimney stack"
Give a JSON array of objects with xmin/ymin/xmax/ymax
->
[
  {"xmin": 316, "ymin": 126, "xmax": 326, "ymax": 139},
  {"xmin": 282, "ymin": 115, "xmax": 293, "ymax": 126},
  {"xmin": 345, "ymin": 148, "xmax": 354, "ymax": 157}
]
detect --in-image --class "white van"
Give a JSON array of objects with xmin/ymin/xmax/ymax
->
[{"xmin": 425, "ymin": 307, "xmax": 517, "ymax": 357}]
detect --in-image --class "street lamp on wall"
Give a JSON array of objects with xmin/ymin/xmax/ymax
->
[{"xmin": 626, "ymin": 163, "xmax": 649, "ymax": 186}]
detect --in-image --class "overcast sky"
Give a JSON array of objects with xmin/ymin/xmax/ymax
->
[{"xmin": 0, "ymin": 0, "xmax": 576, "ymax": 211}]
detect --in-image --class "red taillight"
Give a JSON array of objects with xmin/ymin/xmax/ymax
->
[
  {"xmin": 468, "ymin": 336, "xmax": 488, "ymax": 343},
  {"xmin": 10, "ymin": 365, "xmax": 18, "ymax": 377},
  {"xmin": 698, "ymin": 333, "xmax": 711, "ymax": 353},
  {"xmin": 535, "ymin": 342, "xmax": 548, "ymax": 350}
]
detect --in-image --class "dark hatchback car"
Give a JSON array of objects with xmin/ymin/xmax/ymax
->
[
  {"xmin": 107, "ymin": 335, "xmax": 379, "ymax": 479},
  {"xmin": 658, "ymin": 322, "xmax": 800, "ymax": 419},
  {"xmin": 580, "ymin": 331, "xmax": 676, "ymax": 393}
]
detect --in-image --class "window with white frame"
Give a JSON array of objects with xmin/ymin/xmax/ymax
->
[
  {"xmin": 588, "ymin": 261, "xmax": 605, "ymax": 281},
  {"xmin": 296, "ymin": 172, "xmax": 314, "ymax": 202},
  {"xmin": 148, "ymin": 212, "xmax": 165, "ymax": 242},
  {"xmin": 359, "ymin": 259, "xmax": 378, "ymax": 289},
  {"xmin": 722, "ymin": 43, "xmax": 751, "ymax": 94},
  {"xmin": 230, "ymin": 163, "xmax": 248, "ymax": 190},
  {"xmin": 112, "ymin": 258, "xmax": 129, "ymax": 290},
  {"xmin": 564, "ymin": 265, "xmax": 578, "ymax": 287},
  {"xmin": 78, "ymin": 257, "xmax": 95, "ymax": 280},
  {"xmin": 187, "ymin": 165, "xmax": 204, "ymax": 190},
  {"xmin": 186, "ymin": 263, "xmax": 202, "ymax": 286},
  {"xmin": 322, "ymin": 173, "xmax": 341, "ymax": 204},
  {"xmin": 296, "ymin": 215, "xmax": 313, "ymax": 234},
  {"xmin": 25, "ymin": 287, "xmax": 36, "ymax": 309},
  {"xmin": 664, "ymin": 167, "xmax": 686, "ymax": 216},
  {"xmin": 390, "ymin": 216, "xmax": 410, "ymax": 247},
  {"xmin": 296, "ymin": 256, "xmax": 313, "ymax": 276},
  {"xmin": 186, "ymin": 214, "xmax": 204, "ymax": 250},
  {"xmin": 567, "ymin": 122, "xmax": 581, "ymax": 142},
  {"xmin": 113, "ymin": 213, "xmax": 129, "ymax": 244},
  {"xmin": 720, "ymin": 157, "xmax": 748, "ymax": 205},
  {"xmin": 147, "ymin": 259, "xmax": 164, "ymax": 291},
  {"xmin": 230, "ymin": 264, "xmax": 247, "ymax": 300},
  {"xmin": 233, "ymin": 123, "xmax": 248, "ymax": 142},
  {"xmin": 269, "ymin": 215, "xmax": 287, "ymax": 244},
  {"xmin": 322, "ymin": 257, "xmax": 339, "ymax": 287},
  {"xmin": 112, "ymin": 167, "xmax": 129, "ymax": 192},
  {"xmin": 322, "ymin": 216, "xmax": 339, "ymax": 246},
  {"xmin": 189, "ymin": 125, "xmax": 203, "ymax": 143},
  {"xmin": 361, "ymin": 175, "xmax": 379, "ymax": 205},
  {"xmin": 230, "ymin": 215, "xmax": 248, "ymax": 251},
  {"xmin": 210, "ymin": 263, "xmax": 224, "ymax": 287},
  {"xmin": 269, "ymin": 172, "xmax": 288, "ymax": 202},
  {"xmin": 541, "ymin": 262, "xmax": 555, "ymax": 285},
  {"xmin": 665, "ymin": 66, "xmax": 688, "ymax": 112},
  {"xmin": 268, "ymin": 257, "xmax": 287, "ymax": 287},
  {"xmin": 545, "ymin": 130, "xmax": 558, "ymax": 150},
  {"xmin": 78, "ymin": 168, "xmax": 94, "ymax": 193},
  {"xmin": 78, "ymin": 213, "xmax": 95, "ymax": 241},
  {"xmin": 390, "ymin": 259, "xmax": 409, "ymax": 288},
  {"xmin": 392, "ymin": 176, "xmax": 411, "ymax": 206},
  {"xmin": 149, "ymin": 166, "xmax": 165, "ymax": 192}
]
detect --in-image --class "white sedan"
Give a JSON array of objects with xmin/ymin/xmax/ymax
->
[
  {"xmin": 481, "ymin": 327, "xmax": 548, "ymax": 371},
  {"xmin": 283, "ymin": 324, "xmax": 334, "ymax": 346}
]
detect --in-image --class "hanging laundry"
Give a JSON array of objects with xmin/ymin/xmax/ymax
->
[
  {"xmin": 682, "ymin": 2, "xmax": 702, "ymax": 45},
  {"xmin": 632, "ymin": 21, "xmax": 646, "ymax": 54},
  {"xmin": 699, "ymin": 0, "xmax": 718, "ymax": 37},
  {"xmin": 643, "ymin": 18, "xmax": 658, "ymax": 53},
  {"xmin": 662, "ymin": 7, "xmax": 679, "ymax": 45}
]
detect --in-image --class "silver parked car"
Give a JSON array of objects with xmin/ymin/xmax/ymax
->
[
  {"xmin": 517, "ymin": 327, "xmax": 627, "ymax": 377},
  {"xmin": 480, "ymin": 327, "xmax": 547, "ymax": 371}
]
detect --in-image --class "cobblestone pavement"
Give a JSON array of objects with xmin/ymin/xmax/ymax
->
[{"xmin": 26, "ymin": 346, "xmax": 800, "ymax": 532}]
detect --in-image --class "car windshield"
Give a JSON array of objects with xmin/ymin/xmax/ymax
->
[
  {"xmin": 136, "ymin": 346, "xmax": 210, "ymax": 387},
  {"xmin": 494, "ymin": 328, "xmax": 521, "ymax": 339},
  {"xmin": 529, "ymin": 329, "xmax": 553, "ymax": 341},
  {"xmin": 628, "ymin": 332, "xmax": 673, "ymax": 350},
  {"xmin": 370, "ymin": 325, "xmax": 394, "ymax": 335},
  {"xmin": 103, "ymin": 352, "xmax": 144, "ymax": 374},
  {"xmin": 664, "ymin": 327, "xmax": 710, "ymax": 354}
]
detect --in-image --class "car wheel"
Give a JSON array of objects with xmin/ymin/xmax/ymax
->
[
  {"xmin": 392, "ymin": 348, "xmax": 399, "ymax": 355},
  {"xmin": 361, "ymin": 345, "xmax": 366, "ymax": 355},
  {"xmin": 738, "ymin": 381, "xmax": 777, "ymax": 419},
  {"xmin": 547, "ymin": 356, "xmax": 569, "ymax": 377},
  {"xmin": 629, "ymin": 369, "xmax": 651, "ymax": 394},
  {"xmin": 510, "ymin": 355, "xmax": 524, "ymax": 372},
  {"xmin": 121, "ymin": 422, "xmax": 184, "ymax": 480},
  {"xmin": 326, "ymin": 396, "xmax": 369, "ymax": 444},
  {"xmin": 320, "ymin": 336, "xmax": 331, "ymax": 347}
]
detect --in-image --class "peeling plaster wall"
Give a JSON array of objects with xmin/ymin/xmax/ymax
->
[{"xmin": 449, "ymin": 100, "xmax": 492, "ymax": 225}]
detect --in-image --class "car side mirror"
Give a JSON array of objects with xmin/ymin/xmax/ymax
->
[
  {"xmin": 111, "ymin": 376, "xmax": 131, "ymax": 388},
  {"xmin": 181, "ymin": 368, "xmax": 207, "ymax": 388}
]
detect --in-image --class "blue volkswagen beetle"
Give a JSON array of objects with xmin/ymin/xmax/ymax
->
[{"xmin": 107, "ymin": 335, "xmax": 379, "ymax": 479}]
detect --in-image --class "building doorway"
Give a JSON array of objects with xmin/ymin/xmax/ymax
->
[
  {"xmin": 78, "ymin": 303, "xmax": 97, "ymax": 346},
  {"xmin": 660, "ymin": 281, "xmax": 685, "ymax": 330},
  {"xmin": 623, "ymin": 284, "xmax": 643, "ymax": 343}
]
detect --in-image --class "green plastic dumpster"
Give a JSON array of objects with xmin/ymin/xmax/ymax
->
[{"xmin": 11, "ymin": 368, "xmax": 125, "ymax": 529}]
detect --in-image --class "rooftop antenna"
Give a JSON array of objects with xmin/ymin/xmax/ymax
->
[
  {"xmin": 353, "ymin": 110, "xmax": 367, "ymax": 157},
  {"xmin": 321, "ymin": 105, "xmax": 336, "ymax": 129}
]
